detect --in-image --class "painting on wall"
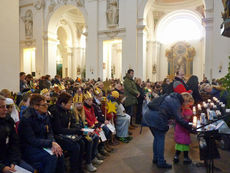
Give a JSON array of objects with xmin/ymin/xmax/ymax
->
[{"xmin": 165, "ymin": 41, "xmax": 196, "ymax": 79}]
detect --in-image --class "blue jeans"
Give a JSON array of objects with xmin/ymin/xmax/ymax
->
[
  {"xmin": 149, "ymin": 127, "xmax": 166, "ymax": 165},
  {"xmin": 22, "ymin": 146, "xmax": 65, "ymax": 173}
]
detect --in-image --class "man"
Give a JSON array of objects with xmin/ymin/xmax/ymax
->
[
  {"xmin": 20, "ymin": 72, "xmax": 28, "ymax": 92},
  {"xmin": 49, "ymin": 92, "xmax": 85, "ymax": 173},
  {"xmin": 0, "ymin": 95, "xmax": 34, "ymax": 173},
  {"xmin": 52, "ymin": 75, "xmax": 61, "ymax": 85},
  {"xmin": 18, "ymin": 94, "xmax": 65, "ymax": 173},
  {"xmin": 173, "ymin": 69, "xmax": 191, "ymax": 94},
  {"xmin": 123, "ymin": 69, "xmax": 140, "ymax": 127}
]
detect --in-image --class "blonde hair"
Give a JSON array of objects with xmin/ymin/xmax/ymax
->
[
  {"xmin": 181, "ymin": 92, "xmax": 194, "ymax": 105},
  {"xmin": 73, "ymin": 104, "xmax": 86, "ymax": 124}
]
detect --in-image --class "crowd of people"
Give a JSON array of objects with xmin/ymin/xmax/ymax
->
[{"xmin": 0, "ymin": 69, "xmax": 229, "ymax": 173}]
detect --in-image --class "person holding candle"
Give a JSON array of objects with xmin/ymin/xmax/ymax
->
[
  {"xmin": 173, "ymin": 95, "xmax": 194, "ymax": 164},
  {"xmin": 142, "ymin": 92, "xmax": 194, "ymax": 169}
]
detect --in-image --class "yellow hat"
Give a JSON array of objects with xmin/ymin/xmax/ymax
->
[
  {"xmin": 111, "ymin": 91, "xmax": 119, "ymax": 99},
  {"xmin": 94, "ymin": 87, "xmax": 102, "ymax": 96},
  {"xmin": 73, "ymin": 94, "xmax": 83, "ymax": 103},
  {"xmin": 40, "ymin": 88, "xmax": 49, "ymax": 96},
  {"xmin": 58, "ymin": 84, "xmax": 65, "ymax": 91},
  {"xmin": 83, "ymin": 91, "xmax": 93, "ymax": 100}
]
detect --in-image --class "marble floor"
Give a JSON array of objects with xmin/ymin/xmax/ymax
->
[{"xmin": 95, "ymin": 127, "xmax": 230, "ymax": 173}]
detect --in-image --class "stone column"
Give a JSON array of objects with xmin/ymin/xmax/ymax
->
[
  {"xmin": 203, "ymin": 0, "xmax": 214, "ymax": 80},
  {"xmin": 44, "ymin": 33, "xmax": 58, "ymax": 77},
  {"xmin": 137, "ymin": 23, "xmax": 146, "ymax": 80}
]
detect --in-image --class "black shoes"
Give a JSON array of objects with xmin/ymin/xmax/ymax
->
[
  {"xmin": 183, "ymin": 157, "xmax": 192, "ymax": 164},
  {"xmin": 173, "ymin": 156, "xmax": 179, "ymax": 164},
  {"xmin": 157, "ymin": 163, "xmax": 172, "ymax": 169}
]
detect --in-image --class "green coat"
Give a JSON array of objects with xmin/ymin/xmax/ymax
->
[{"xmin": 123, "ymin": 75, "xmax": 139, "ymax": 107}]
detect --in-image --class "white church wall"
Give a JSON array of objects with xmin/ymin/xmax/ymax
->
[{"xmin": 0, "ymin": 0, "xmax": 19, "ymax": 91}]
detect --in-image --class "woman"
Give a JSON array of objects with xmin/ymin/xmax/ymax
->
[
  {"xmin": 186, "ymin": 75, "xmax": 202, "ymax": 104},
  {"xmin": 142, "ymin": 92, "xmax": 193, "ymax": 169}
]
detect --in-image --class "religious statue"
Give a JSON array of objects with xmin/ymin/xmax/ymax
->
[
  {"xmin": 166, "ymin": 42, "xmax": 196, "ymax": 79},
  {"xmin": 22, "ymin": 10, "xmax": 33, "ymax": 39},
  {"xmin": 222, "ymin": 0, "xmax": 230, "ymax": 20},
  {"xmin": 76, "ymin": 0, "xmax": 85, "ymax": 7},
  {"xmin": 106, "ymin": 0, "xmax": 119, "ymax": 27},
  {"xmin": 34, "ymin": 0, "xmax": 45, "ymax": 10}
]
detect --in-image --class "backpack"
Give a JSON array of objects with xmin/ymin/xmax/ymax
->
[
  {"xmin": 165, "ymin": 81, "xmax": 174, "ymax": 94},
  {"xmin": 147, "ymin": 94, "xmax": 168, "ymax": 111}
]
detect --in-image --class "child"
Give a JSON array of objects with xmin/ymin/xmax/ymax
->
[{"xmin": 173, "ymin": 94, "xmax": 194, "ymax": 164}]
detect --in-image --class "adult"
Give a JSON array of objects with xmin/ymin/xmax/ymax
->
[
  {"xmin": 52, "ymin": 75, "xmax": 61, "ymax": 85},
  {"xmin": 123, "ymin": 69, "xmax": 140, "ymax": 127},
  {"xmin": 142, "ymin": 92, "xmax": 194, "ymax": 169},
  {"xmin": 0, "ymin": 95, "xmax": 34, "ymax": 173},
  {"xmin": 49, "ymin": 92, "xmax": 85, "ymax": 173},
  {"xmin": 186, "ymin": 75, "xmax": 202, "ymax": 104},
  {"xmin": 173, "ymin": 69, "xmax": 191, "ymax": 94},
  {"xmin": 135, "ymin": 78, "xmax": 145, "ymax": 124},
  {"xmin": 18, "ymin": 94, "xmax": 65, "ymax": 173},
  {"xmin": 20, "ymin": 72, "xmax": 28, "ymax": 93}
]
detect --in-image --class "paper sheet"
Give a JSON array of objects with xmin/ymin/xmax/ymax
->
[
  {"xmin": 43, "ymin": 148, "xmax": 54, "ymax": 155},
  {"xmin": 99, "ymin": 130, "xmax": 107, "ymax": 142},
  {"xmin": 107, "ymin": 123, "xmax": 116, "ymax": 134},
  {"xmin": 81, "ymin": 128, "xmax": 95, "ymax": 133}
]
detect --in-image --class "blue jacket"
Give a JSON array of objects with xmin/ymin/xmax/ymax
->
[
  {"xmin": 142, "ymin": 93, "xmax": 191, "ymax": 132},
  {"xmin": 18, "ymin": 107, "xmax": 55, "ymax": 151}
]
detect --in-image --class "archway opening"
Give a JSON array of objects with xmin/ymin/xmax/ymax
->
[{"xmin": 47, "ymin": 5, "xmax": 86, "ymax": 79}]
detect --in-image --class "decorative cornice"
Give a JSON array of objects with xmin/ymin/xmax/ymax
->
[
  {"xmin": 20, "ymin": 3, "xmax": 33, "ymax": 8},
  {"xmin": 98, "ymin": 28, "xmax": 126, "ymax": 38}
]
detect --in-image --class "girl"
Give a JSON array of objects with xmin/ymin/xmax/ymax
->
[{"xmin": 173, "ymin": 93, "xmax": 194, "ymax": 164}]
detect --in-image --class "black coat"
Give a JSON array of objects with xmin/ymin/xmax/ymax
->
[
  {"xmin": 18, "ymin": 107, "xmax": 55, "ymax": 151},
  {"xmin": 93, "ymin": 99, "xmax": 105, "ymax": 124},
  {"xmin": 49, "ymin": 105, "xmax": 82, "ymax": 136},
  {"xmin": 136, "ymin": 84, "xmax": 145, "ymax": 105},
  {"xmin": 0, "ymin": 116, "xmax": 21, "ymax": 172}
]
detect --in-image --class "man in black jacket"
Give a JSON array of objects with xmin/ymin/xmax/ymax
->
[
  {"xmin": 49, "ymin": 92, "xmax": 84, "ymax": 173},
  {"xmin": 18, "ymin": 94, "xmax": 65, "ymax": 173},
  {"xmin": 0, "ymin": 95, "xmax": 34, "ymax": 173}
]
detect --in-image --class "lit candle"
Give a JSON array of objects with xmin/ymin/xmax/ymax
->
[
  {"xmin": 208, "ymin": 99, "xmax": 211, "ymax": 103},
  {"xmin": 213, "ymin": 97, "xmax": 217, "ymax": 101},
  {"xmin": 193, "ymin": 106, "xmax": 196, "ymax": 115},
  {"xmin": 193, "ymin": 116, "xmax": 197, "ymax": 127},
  {"xmin": 197, "ymin": 104, "xmax": 202, "ymax": 111},
  {"xmin": 203, "ymin": 102, "xmax": 207, "ymax": 108}
]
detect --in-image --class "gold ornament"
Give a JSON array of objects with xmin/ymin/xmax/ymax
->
[
  {"xmin": 106, "ymin": 100, "xmax": 117, "ymax": 114},
  {"xmin": 73, "ymin": 94, "xmax": 83, "ymax": 103}
]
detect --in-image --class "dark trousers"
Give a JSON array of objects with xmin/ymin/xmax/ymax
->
[
  {"xmin": 3, "ymin": 160, "xmax": 34, "ymax": 172},
  {"xmin": 125, "ymin": 105, "xmax": 134, "ymax": 125},
  {"xmin": 56, "ymin": 137, "xmax": 82, "ymax": 172},
  {"xmin": 136, "ymin": 103, "xmax": 143, "ymax": 124},
  {"xmin": 149, "ymin": 127, "xmax": 166, "ymax": 165},
  {"xmin": 23, "ymin": 146, "xmax": 65, "ymax": 173}
]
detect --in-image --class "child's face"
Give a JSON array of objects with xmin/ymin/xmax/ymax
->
[{"xmin": 6, "ymin": 105, "xmax": 13, "ymax": 114}]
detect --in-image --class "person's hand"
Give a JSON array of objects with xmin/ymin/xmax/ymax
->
[
  {"xmin": 137, "ymin": 93, "xmax": 140, "ymax": 98},
  {"xmin": 52, "ymin": 142, "xmax": 63, "ymax": 157},
  {"xmin": 2, "ymin": 166, "xmax": 16, "ymax": 173}
]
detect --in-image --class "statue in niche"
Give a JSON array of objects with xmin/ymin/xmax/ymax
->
[
  {"xmin": 222, "ymin": 0, "xmax": 230, "ymax": 20},
  {"xmin": 22, "ymin": 10, "xmax": 33, "ymax": 39},
  {"xmin": 76, "ymin": 0, "xmax": 85, "ymax": 7},
  {"xmin": 34, "ymin": 0, "xmax": 45, "ymax": 10},
  {"xmin": 106, "ymin": 0, "xmax": 119, "ymax": 27}
]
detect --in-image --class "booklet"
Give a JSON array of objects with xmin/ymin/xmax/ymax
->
[
  {"xmin": 81, "ymin": 128, "xmax": 95, "ymax": 133},
  {"xmin": 12, "ymin": 165, "xmax": 32, "ymax": 173},
  {"xmin": 99, "ymin": 130, "xmax": 107, "ymax": 142},
  {"xmin": 107, "ymin": 122, "xmax": 116, "ymax": 134}
]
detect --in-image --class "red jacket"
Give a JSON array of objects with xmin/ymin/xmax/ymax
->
[{"xmin": 84, "ymin": 105, "xmax": 98, "ymax": 128}]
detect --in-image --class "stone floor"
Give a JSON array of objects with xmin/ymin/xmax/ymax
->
[{"xmin": 95, "ymin": 127, "xmax": 230, "ymax": 173}]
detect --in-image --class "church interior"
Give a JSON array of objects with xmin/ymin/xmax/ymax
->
[{"xmin": 1, "ymin": 0, "xmax": 230, "ymax": 173}]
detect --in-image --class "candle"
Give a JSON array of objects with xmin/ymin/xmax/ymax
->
[
  {"xmin": 208, "ymin": 99, "xmax": 211, "ymax": 103},
  {"xmin": 213, "ymin": 97, "xmax": 217, "ymax": 101},
  {"xmin": 197, "ymin": 104, "xmax": 202, "ymax": 111},
  {"xmin": 203, "ymin": 102, "xmax": 207, "ymax": 108},
  {"xmin": 193, "ymin": 116, "xmax": 197, "ymax": 127},
  {"xmin": 193, "ymin": 106, "xmax": 196, "ymax": 115}
]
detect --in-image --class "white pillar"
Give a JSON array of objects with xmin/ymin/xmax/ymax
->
[
  {"xmin": 203, "ymin": 0, "xmax": 214, "ymax": 80},
  {"xmin": 137, "ymin": 24, "xmax": 146, "ymax": 80}
]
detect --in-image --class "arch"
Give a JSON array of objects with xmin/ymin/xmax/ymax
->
[
  {"xmin": 45, "ymin": 4, "xmax": 87, "ymax": 78},
  {"xmin": 156, "ymin": 10, "xmax": 205, "ymax": 43}
]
